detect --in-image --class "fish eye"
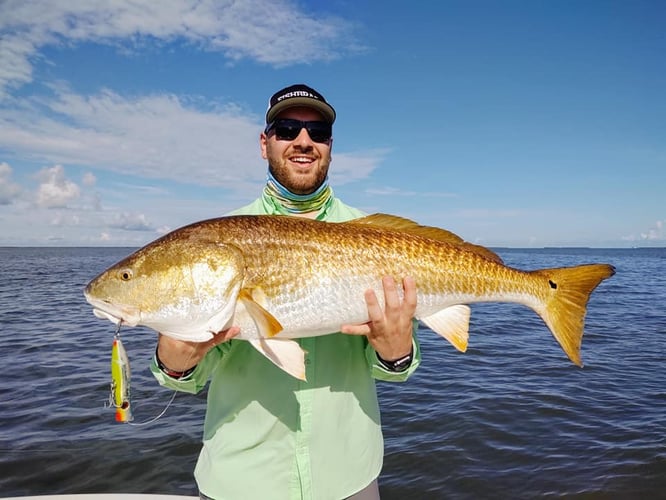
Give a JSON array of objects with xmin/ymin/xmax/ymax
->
[{"xmin": 119, "ymin": 269, "xmax": 133, "ymax": 281}]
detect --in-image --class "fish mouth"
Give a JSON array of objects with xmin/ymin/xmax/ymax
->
[{"xmin": 84, "ymin": 293, "xmax": 141, "ymax": 327}]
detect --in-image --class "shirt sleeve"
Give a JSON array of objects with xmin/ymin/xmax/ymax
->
[{"xmin": 365, "ymin": 319, "xmax": 421, "ymax": 382}]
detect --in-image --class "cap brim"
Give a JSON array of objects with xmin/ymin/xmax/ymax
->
[{"xmin": 266, "ymin": 98, "xmax": 336, "ymax": 124}]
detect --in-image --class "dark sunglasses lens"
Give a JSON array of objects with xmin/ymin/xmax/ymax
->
[
  {"xmin": 271, "ymin": 120, "xmax": 331, "ymax": 143},
  {"xmin": 274, "ymin": 124, "xmax": 300, "ymax": 141},
  {"xmin": 305, "ymin": 123, "xmax": 332, "ymax": 143}
]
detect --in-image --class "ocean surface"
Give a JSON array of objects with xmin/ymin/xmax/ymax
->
[{"xmin": 0, "ymin": 246, "xmax": 664, "ymax": 499}]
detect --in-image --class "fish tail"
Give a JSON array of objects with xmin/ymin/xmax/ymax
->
[{"xmin": 534, "ymin": 263, "xmax": 615, "ymax": 366}]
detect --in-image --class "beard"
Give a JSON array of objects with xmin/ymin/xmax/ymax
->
[{"xmin": 267, "ymin": 158, "xmax": 331, "ymax": 195}]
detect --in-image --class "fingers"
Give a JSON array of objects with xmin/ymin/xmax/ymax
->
[
  {"xmin": 340, "ymin": 323, "xmax": 371, "ymax": 335},
  {"xmin": 208, "ymin": 326, "xmax": 241, "ymax": 347},
  {"xmin": 364, "ymin": 286, "xmax": 384, "ymax": 326},
  {"xmin": 340, "ymin": 275, "xmax": 416, "ymax": 340},
  {"xmin": 382, "ymin": 276, "xmax": 401, "ymax": 312},
  {"xmin": 157, "ymin": 326, "xmax": 240, "ymax": 372},
  {"xmin": 402, "ymin": 276, "xmax": 417, "ymax": 315}
]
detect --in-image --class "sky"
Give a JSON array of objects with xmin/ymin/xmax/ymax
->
[{"xmin": 0, "ymin": 0, "xmax": 664, "ymax": 247}]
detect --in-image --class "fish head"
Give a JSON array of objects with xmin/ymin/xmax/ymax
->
[{"xmin": 84, "ymin": 234, "xmax": 245, "ymax": 340}]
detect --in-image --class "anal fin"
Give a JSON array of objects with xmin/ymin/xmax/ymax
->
[{"xmin": 420, "ymin": 305, "xmax": 471, "ymax": 352}]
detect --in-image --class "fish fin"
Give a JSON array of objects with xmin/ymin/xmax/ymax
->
[
  {"xmin": 420, "ymin": 305, "xmax": 471, "ymax": 352},
  {"xmin": 249, "ymin": 338, "xmax": 306, "ymax": 381},
  {"xmin": 250, "ymin": 286, "xmax": 269, "ymax": 307},
  {"xmin": 533, "ymin": 264, "xmax": 615, "ymax": 367},
  {"xmin": 238, "ymin": 288, "xmax": 283, "ymax": 338},
  {"xmin": 459, "ymin": 242, "xmax": 504, "ymax": 264},
  {"xmin": 347, "ymin": 214, "xmax": 503, "ymax": 264},
  {"xmin": 347, "ymin": 214, "xmax": 464, "ymax": 244}
]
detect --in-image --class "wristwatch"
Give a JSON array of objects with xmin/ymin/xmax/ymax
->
[{"xmin": 376, "ymin": 348, "xmax": 413, "ymax": 373}]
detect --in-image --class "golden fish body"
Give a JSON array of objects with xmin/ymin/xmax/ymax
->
[{"xmin": 85, "ymin": 214, "xmax": 615, "ymax": 380}]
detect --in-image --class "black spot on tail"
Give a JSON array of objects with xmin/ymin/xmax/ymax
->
[{"xmin": 549, "ymin": 280, "xmax": 558, "ymax": 289}]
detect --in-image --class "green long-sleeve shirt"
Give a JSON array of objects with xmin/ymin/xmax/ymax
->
[{"xmin": 151, "ymin": 195, "xmax": 421, "ymax": 500}]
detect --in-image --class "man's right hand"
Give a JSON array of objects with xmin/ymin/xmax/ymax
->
[{"xmin": 156, "ymin": 327, "xmax": 240, "ymax": 373}]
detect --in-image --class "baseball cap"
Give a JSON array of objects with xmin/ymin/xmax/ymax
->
[{"xmin": 265, "ymin": 84, "xmax": 336, "ymax": 124}]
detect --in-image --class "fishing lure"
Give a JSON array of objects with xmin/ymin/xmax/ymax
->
[{"xmin": 109, "ymin": 333, "xmax": 133, "ymax": 423}]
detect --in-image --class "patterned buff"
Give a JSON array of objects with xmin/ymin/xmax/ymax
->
[{"xmin": 262, "ymin": 170, "xmax": 334, "ymax": 215}]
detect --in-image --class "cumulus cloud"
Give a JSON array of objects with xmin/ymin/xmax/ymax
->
[
  {"xmin": 0, "ymin": 1, "xmax": 375, "ymax": 196},
  {"xmin": 640, "ymin": 220, "xmax": 664, "ymax": 241},
  {"xmin": 0, "ymin": 89, "xmax": 385, "ymax": 193},
  {"xmin": 0, "ymin": 0, "xmax": 364, "ymax": 99},
  {"xmin": 0, "ymin": 89, "xmax": 266, "ymax": 189},
  {"xmin": 0, "ymin": 162, "xmax": 22, "ymax": 204},
  {"xmin": 622, "ymin": 220, "xmax": 665, "ymax": 243},
  {"xmin": 35, "ymin": 164, "xmax": 80, "ymax": 208},
  {"xmin": 330, "ymin": 150, "xmax": 388, "ymax": 185},
  {"xmin": 108, "ymin": 212, "xmax": 156, "ymax": 232}
]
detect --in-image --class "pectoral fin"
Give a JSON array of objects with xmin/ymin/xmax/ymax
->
[
  {"xmin": 238, "ymin": 288, "xmax": 283, "ymax": 338},
  {"xmin": 249, "ymin": 338, "xmax": 307, "ymax": 381},
  {"xmin": 420, "ymin": 305, "xmax": 471, "ymax": 352}
]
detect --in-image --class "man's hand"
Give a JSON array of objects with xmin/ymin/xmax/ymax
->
[
  {"xmin": 156, "ymin": 326, "xmax": 240, "ymax": 373},
  {"xmin": 340, "ymin": 276, "xmax": 416, "ymax": 361}
]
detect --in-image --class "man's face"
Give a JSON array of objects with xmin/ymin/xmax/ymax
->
[{"xmin": 261, "ymin": 106, "xmax": 333, "ymax": 195}]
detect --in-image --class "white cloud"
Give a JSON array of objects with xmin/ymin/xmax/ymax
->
[
  {"xmin": 0, "ymin": 89, "xmax": 264, "ymax": 189},
  {"xmin": 0, "ymin": 34, "xmax": 40, "ymax": 99},
  {"xmin": 330, "ymin": 150, "xmax": 388, "ymax": 185},
  {"xmin": 0, "ymin": 0, "xmax": 364, "ymax": 99},
  {"xmin": 622, "ymin": 220, "xmax": 665, "ymax": 242},
  {"xmin": 0, "ymin": 0, "xmax": 376, "ymax": 245},
  {"xmin": 0, "ymin": 162, "xmax": 22, "ymax": 204},
  {"xmin": 35, "ymin": 164, "xmax": 80, "ymax": 208},
  {"xmin": 0, "ymin": 88, "xmax": 385, "ymax": 195},
  {"xmin": 640, "ymin": 220, "xmax": 664, "ymax": 241},
  {"xmin": 108, "ymin": 212, "xmax": 156, "ymax": 232}
]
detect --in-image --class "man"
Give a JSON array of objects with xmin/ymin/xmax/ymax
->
[{"xmin": 151, "ymin": 84, "xmax": 421, "ymax": 500}]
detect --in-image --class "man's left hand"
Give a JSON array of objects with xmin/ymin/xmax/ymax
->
[{"xmin": 340, "ymin": 276, "xmax": 416, "ymax": 361}]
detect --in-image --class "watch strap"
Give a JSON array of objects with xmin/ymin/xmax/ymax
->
[{"xmin": 376, "ymin": 347, "xmax": 413, "ymax": 372}]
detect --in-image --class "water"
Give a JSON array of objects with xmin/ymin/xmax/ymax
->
[{"xmin": 0, "ymin": 247, "xmax": 664, "ymax": 498}]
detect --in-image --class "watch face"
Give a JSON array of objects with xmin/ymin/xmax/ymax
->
[{"xmin": 392, "ymin": 356, "xmax": 412, "ymax": 372}]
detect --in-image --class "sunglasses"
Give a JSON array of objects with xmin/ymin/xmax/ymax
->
[{"xmin": 265, "ymin": 119, "xmax": 332, "ymax": 143}]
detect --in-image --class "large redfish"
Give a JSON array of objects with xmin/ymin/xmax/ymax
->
[{"xmin": 84, "ymin": 214, "xmax": 615, "ymax": 380}]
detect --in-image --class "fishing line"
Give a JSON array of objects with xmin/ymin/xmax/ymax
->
[{"xmin": 126, "ymin": 391, "xmax": 177, "ymax": 427}]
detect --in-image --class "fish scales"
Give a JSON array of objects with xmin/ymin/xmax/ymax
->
[{"xmin": 225, "ymin": 216, "xmax": 518, "ymax": 308}]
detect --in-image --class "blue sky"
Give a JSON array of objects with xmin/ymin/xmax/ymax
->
[{"xmin": 0, "ymin": 0, "xmax": 663, "ymax": 247}]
